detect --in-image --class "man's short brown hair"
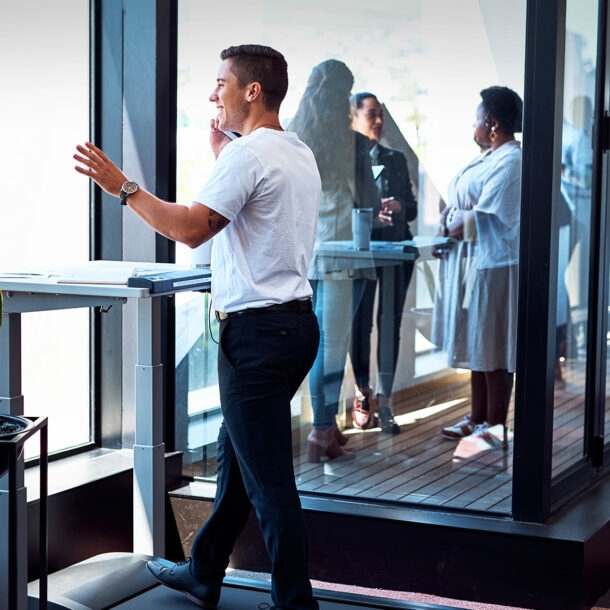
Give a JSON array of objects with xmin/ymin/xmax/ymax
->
[{"xmin": 220, "ymin": 44, "xmax": 288, "ymax": 112}]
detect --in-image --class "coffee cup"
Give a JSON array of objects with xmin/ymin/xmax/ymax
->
[{"xmin": 352, "ymin": 208, "xmax": 373, "ymax": 250}]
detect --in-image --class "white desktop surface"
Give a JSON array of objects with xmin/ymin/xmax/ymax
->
[{"xmin": 0, "ymin": 260, "xmax": 198, "ymax": 302}]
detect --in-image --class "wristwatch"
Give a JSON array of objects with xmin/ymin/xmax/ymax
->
[{"xmin": 120, "ymin": 181, "xmax": 139, "ymax": 205}]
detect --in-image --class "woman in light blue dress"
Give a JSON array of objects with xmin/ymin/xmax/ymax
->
[{"xmin": 431, "ymin": 86, "xmax": 523, "ymax": 448}]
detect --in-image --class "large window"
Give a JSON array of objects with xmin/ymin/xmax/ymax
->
[
  {"xmin": 552, "ymin": 0, "xmax": 598, "ymax": 478},
  {"xmin": 0, "ymin": 0, "xmax": 91, "ymax": 456},
  {"xmin": 175, "ymin": 0, "xmax": 526, "ymax": 513}
]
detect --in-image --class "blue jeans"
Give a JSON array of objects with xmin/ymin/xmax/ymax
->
[
  {"xmin": 309, "ymin": 278, "xmax": 365, "ymax": 427},
  {"xmin": 190, "ymin": 308, "xmax": 320, "ymax": 610}
]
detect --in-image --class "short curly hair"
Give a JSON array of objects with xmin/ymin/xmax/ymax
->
[
  {"xmin": 220, "ymin": 44, "xmax": 288, "ymax": 112},
  {"xmin": 480, "ymin": 86, "xmax": 523, "ymax": 134}
]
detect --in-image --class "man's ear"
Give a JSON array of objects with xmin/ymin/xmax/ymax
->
[{"xmin": 246, "ymin": 82, "xmax": 262, "ymax": 102}]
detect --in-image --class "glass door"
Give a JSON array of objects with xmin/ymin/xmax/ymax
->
[
  {"xmin": 600, "ymin": 2, "xmax": 610, "ymax": 461},
  {"xmin": 550, "ymin": 0, "xmax": 610, "ymax": 487}
]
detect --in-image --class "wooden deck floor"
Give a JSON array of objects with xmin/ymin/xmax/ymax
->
[{"xmin": 293, "ymin": 362, "xmax": 588, "ymax": 515}]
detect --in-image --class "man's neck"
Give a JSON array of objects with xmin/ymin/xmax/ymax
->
[{"xmin": 239, "ymin": 111, "xmax": 283, "ymax": 136}]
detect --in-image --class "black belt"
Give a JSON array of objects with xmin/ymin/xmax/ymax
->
[{"xmin": 215, "ymin": 299, "xmax": 312, "ymax": 322}]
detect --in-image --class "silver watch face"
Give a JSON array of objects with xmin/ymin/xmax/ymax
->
[{"xmin": 122, "ymin": 181, "xmax": 139, "ymax": 195}]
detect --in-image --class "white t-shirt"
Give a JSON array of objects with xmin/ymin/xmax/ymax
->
[{"xmin": 194, "ymin": 128, "xmax": 321, "ymax": 313}]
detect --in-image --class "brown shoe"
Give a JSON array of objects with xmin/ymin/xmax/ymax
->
[
  {"xmin": 334, "ymin": 425, "xmax": 349, "ymax": 446},
  {"xmin": 307, "ymin": 425, "xmax": 352, "ymax": 462}
]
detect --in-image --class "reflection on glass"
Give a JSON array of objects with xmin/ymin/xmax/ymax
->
[
  {"xmin": 289, "ymin": 59, "xmax": 379, "ymax": 462},
  {"xmin": 174, "ymin": 292, "xmax": 220, "ymax": 477},
  {"xmin": 552, "ymin": 0, "xmax": 597, "ymax": 477},
  {"xmin": 176, "ymin": 0, "xmax": 525, "ymax": 513}
]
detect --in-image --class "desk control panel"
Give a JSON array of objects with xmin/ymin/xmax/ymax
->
[{"xmin": 127, "ymin": 267, "xmax": 211, "ymax": 294}]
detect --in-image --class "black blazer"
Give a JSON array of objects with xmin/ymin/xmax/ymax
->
[
  {"xmin": 371, "ymin": 142, "xmax": 417, "ymax": 241},
  {"xmin": 354, "ymin": 131, "xmax": 382, "ymax": 216}
]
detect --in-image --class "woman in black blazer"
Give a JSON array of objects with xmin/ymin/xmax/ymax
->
[{"xmin": 349, "ymin": 92, "xmax": 418, "ymax": 434}]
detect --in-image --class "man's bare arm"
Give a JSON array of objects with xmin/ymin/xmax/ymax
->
[{"xmin": 73, "ymin": 141, "xmax": 229, "ymax": 248}]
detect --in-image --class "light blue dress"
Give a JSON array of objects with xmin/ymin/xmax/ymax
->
[{"xmin": 431, "ymin": 140, "xmax": 522, "ymax": 372}]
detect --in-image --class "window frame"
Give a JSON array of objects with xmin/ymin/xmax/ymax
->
[{"xmin": 91, "ymin": 0, "xmax": 178, "ymax": 452}]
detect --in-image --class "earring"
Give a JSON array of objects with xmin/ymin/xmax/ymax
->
[{"xmin": 490, "ymin": 126, "xmax": 497, "ymax": 142}]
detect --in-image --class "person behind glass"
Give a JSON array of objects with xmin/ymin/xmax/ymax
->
[
  {"xmin": 349, "ymin": 92, "xmax": 418, "ymax": 434},
  {"xmin": 432, "ymin": 86, "xmax": 523, "ymax": 449},
  {"xmin": 74, "ymin": 44, "xmax": 322, "ymax": 610},
  {"xmin": 289, "ymin": 60, "xmax": 382, "ymax": 462},
  {"xmin": 561, "ymin": 95, "xmax": 594, "ymax": 365}
]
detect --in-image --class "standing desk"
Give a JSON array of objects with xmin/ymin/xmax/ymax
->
[
  {"xmin": 0, "ymin": 262, "xmax": 211, "ymax": 610},
  {"xmin": 316, "ymin": 241, "xmax": 419, "ymax": 389},
  {"xmin": 316, "ymin": 237, "xmax": 454, "ymax": 387}
]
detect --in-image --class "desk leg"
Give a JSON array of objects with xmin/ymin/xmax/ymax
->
[
  {"xmin": 133, "ymin": 297, "xmax": 165, "ymax": 556},
  {"xmin": 0, "ymin": 311, "xmax": 25, "ymax": 416},
  {"xmin": 0, "ymin": 454, "xmax": 27, "ymax": 610},
  {"xmin": 0, "ymin": 311, "xmax": 27, "ymax": 610}
]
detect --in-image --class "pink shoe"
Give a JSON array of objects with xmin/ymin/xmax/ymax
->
[{"xmin": 352, "ymin": 387, "xmax": 374, "ymax": 429}]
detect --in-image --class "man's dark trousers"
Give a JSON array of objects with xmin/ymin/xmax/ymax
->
[{"xmin": 190, "ymin": 308, "xmax": 320, "ymax": 610}]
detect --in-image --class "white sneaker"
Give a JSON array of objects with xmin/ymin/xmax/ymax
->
[
  {"xmin": 471, "ymin": 422, "xmax": 510, "ymax": 450},
  {"xmin": 442, "ymin": 415, "xmax": 474, "ymax": 439}
]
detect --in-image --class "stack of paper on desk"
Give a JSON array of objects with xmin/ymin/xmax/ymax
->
[{"xmin": 57, "ymin": 261, "xmax": 182, "ymax": 285}]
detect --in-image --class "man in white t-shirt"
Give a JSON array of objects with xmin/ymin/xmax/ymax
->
[{"xmin": 74, "ymin": 44, "xmax": 321, "ymax": 610}]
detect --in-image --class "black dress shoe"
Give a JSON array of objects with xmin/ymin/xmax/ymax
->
[
  {"xmin": 147, "ymin": 558, "xmax": 221, "ymax": 608},
  {"xmin": 378, "ymin": 407, "xmax": 401, "ymax": 435}
]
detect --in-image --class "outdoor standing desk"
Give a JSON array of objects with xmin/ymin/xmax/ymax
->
[
  {"xmin": 316, "ymin": 240, "xmax": 420, "ymax": 386},
  {"xmin": 0, "ymin": 263, "xmax": 211, "ymax": 610}
]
